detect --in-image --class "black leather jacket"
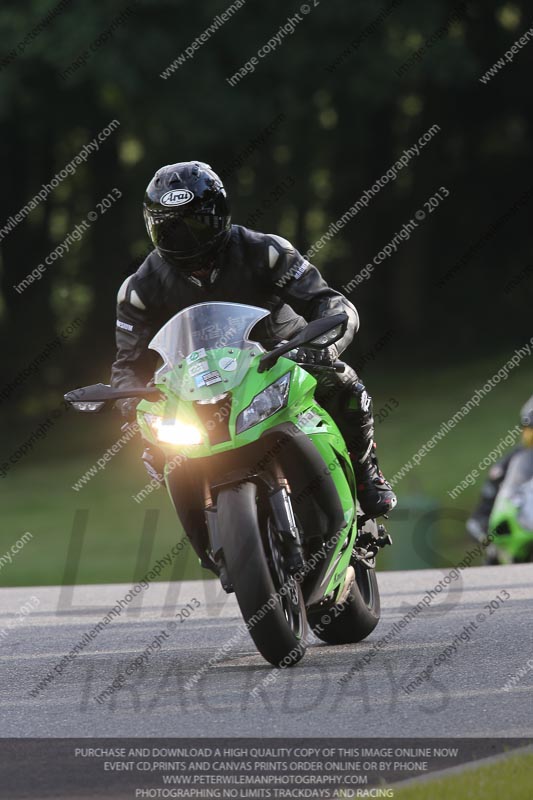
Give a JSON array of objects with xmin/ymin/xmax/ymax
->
[{"xmin": 111, "ymin": 224, "xmax": 359, "ymax": 390}]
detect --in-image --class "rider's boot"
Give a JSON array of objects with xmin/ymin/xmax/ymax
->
[
  {"xmin": 352, "ymin": 442, "xmax": 397, "ymax": 518},
  {"xmin": 345, "ymin": 383, "xmax": 397, "ymax": 518}
]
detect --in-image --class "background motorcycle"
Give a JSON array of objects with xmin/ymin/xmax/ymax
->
[{"xmin": 487, "ymin": 449, "xmax": 533, "ymax": 564}]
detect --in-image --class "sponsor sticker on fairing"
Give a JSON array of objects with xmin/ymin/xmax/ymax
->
[
  {"xmin": 188, "ymin": 360, "xmax": 209, "ymax": 377},
  {"xmin": 186, "ymin": 348, "xmax": 207, "ymax": 364},
  {"xmin": 194, "ymin": 370, "xmax": 223, "ymax": 387},
  {"xmin": 218, "ymin": 356, "xmax": 237, "ymax": 371}
]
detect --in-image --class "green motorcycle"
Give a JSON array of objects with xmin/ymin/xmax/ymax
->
[
  {"xmin": 487, "ymin": 449, "xmax": 533, "ymax": 564},
  {"xmin": 66, "ymin": 302, "xmax": 392, "ymax": 667}
]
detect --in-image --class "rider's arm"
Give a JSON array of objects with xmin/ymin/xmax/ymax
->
[
  {"xmin": 110, "ymin": 271, "xmax": 160, "ymax": 390},
  {"xmin": 262, "ymin": 234, "xmax": 359, "ymax": 356}
]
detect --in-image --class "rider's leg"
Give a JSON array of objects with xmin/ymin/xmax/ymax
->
[{"xmin": 314, "ymin": 364, "xmax": 397, "ymax": 518}]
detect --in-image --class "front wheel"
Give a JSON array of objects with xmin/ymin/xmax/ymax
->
[
  {"xmin": 307, "ymin": 563, "xmax": 381, "ymax": 645},
  {"xmin": 217, "ymin": 482, "xmax": 307, "ymax": 667}
]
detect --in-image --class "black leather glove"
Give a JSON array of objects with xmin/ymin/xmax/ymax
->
[
  {"xmin": 289, "ymin": 346, "xmax": 338, "ymax": 367},
  {"xmin": 115, "ymin": 397, "xmax": 140, "ymax": 421}
]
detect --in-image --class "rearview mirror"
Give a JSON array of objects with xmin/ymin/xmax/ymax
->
[{"xmin": 64, "ymin": 383, "xmax": 161, "ymax": 412}]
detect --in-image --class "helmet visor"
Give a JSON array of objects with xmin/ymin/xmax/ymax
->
[{"xmin": 147, "ymin": 211, "xmax": 224, "ymax": 257}]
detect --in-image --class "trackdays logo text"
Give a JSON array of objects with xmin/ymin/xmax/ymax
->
[{"xmin": 160, "ymin": 189, "xmax": 194, "ymax": 207}]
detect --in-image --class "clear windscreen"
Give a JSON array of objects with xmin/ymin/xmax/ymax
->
[{"xmin": 148, "ymin": 302, "xmax": 270, "ymax": 401}]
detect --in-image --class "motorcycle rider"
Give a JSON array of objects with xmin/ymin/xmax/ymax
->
[
  {"xmin": 467, "ymin": 395, "xmax": 533, "ymax": 540},
  {"xmin": 111, "ymin": 161, "xmax": 397, "ymax": 520}
]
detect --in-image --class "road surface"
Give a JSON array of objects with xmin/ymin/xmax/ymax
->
[{"xmin": 1, "ymin": 564, "xmax": 532, "ymax": 738}]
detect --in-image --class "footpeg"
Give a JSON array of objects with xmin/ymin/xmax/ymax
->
[
  {"xmin": 376, "ymin": 524, "xmax": 393, "ymax": 549},
  {"xmin": 352, "ymin": 521, "xmax": 392, "ymax": 569}
]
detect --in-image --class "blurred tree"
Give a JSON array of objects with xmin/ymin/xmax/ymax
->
[{"xmin": 0, "ymin": 0, "xmax": 531, "ymax": 429}]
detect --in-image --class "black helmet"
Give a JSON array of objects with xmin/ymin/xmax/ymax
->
[
  {"xmin": 143, "ymin": 161, "xmax": 231, "ymax": 271},
  {"xmin": 521, "ymin": 395, "xmax": 533, "ymax": 427}
]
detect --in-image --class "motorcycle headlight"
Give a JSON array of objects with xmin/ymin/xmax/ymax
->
[
  {"xmin": 145, "ymin": 414, "xmax": 203, "ymax": 446},
  {"xmin": 236, "ymin": 373, "xmax": 291, "ymax": 434}
]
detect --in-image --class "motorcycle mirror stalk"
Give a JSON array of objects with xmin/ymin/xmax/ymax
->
[
  {"xmin": 258, "ymin": 313, "xmax": 348, "ymax": 373},
  {"xmin": 64, "ymin": 383, "xmax": 162, "ymax": 413}
]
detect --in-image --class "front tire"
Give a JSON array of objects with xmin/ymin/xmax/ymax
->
[
  {"xmin": 217, "ymin": 482, "xmax": 307, "ymax": 667},
  {"xmin": 308, "ymin": 563, "xmax": 380, "ymax": 645}
]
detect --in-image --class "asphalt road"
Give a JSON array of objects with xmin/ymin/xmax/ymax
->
[{"xmin": 1, "ymin": 564, "xmax": 532, "ymax": 738}]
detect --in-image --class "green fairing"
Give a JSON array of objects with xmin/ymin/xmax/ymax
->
[
  {"xmin": 138, "ymin": 347, "xmax": 358, "ymax": 605},
  {"xmin": 489, "ymin": 496, "xmax": 533, "ymax": 562}
]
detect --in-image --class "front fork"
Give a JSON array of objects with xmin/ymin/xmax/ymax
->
[{"xmin": 269, "ymin": 485, "xmax": 305, "ymax": 574}]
